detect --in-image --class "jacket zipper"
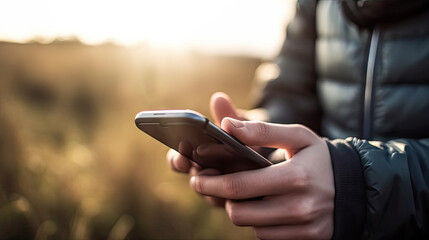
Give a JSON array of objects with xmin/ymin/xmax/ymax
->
[{"xmin": 362, "ymin": 28, "xmax": 380, "ymax": 139}]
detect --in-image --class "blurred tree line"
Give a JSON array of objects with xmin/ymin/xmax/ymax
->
[{"xmin": 0, "ymin": 40, "xmax": 262, "ymax": 239}]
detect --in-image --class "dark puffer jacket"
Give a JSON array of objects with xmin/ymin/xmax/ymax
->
[{"xmin": 258, "ymin": 0, "xmax": 429, "ymax": 239}]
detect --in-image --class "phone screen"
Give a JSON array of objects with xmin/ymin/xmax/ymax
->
[{"xmin": 136, "ymin": 110, "xmax": 271, "ymax": 173}]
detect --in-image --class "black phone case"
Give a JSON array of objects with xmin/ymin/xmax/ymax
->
[{"xmin": 135, "ymin": 110, "xmax": 271, "ymax": 173}]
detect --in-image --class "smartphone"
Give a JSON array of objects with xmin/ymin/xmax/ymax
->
[{"xmin": 135, "ymin": 110, "xmax": 272, "ymax": 173}]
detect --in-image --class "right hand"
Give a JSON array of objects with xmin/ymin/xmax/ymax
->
[{"xmin": 166, "ymin": 92, "xmax": 247, "ymax": 207}]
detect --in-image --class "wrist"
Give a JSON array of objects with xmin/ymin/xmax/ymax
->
[{"xmin": 326, "ymin": 139, "xmax": 366, "ymax": 240}]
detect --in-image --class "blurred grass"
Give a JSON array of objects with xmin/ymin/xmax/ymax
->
[{"xmin": 0, "ymin": 40, "xmax": 262, "ymax": 239}]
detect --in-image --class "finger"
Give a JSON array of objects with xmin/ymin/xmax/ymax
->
[
  {"xmin": 189, "ymin": 168, "xmax": 226, "ymax": 207},
  {"xmin": 196, "ymin": 142, "xmax": 232, "ymax": 158},
  {"xmin": 167, "ymin": 149, "xmax": 192, "ymax": 173},
  {"xmin": 189, "ymin": 167, "xmax": 221, "ymax": 180},
  {"xmin": 204, "ymin": 196, "xmax": 226, "ymax": 208},
  {"xmin": 189, "ymin": 166, "xmax": 199, "ymax": 177},
  {"xmin": 210, "ymin": 92, "xmax": 244, "ymax": 125},
  {"xmin": 197, "ymin": 168, "xmax": 221, "ymax": 176},
  {"xmin": 253, "ymin": 218, "xmax": 333, "ymax": 240},
  {"xmin": 225, "ymin": 195, "xmax": 323, "ymax": 226},
  {"xmin": 243, "ymin": 108, "xmax": 269, "ymax": 122},
  {"xmin": 190, "ymin": 162, "xmax": 307, "ymax": 199},
  {"xmin": 268, "ymin": 148, "xmax": 288, "ymax": 163},
  {"xmin": 221, "ymin": 118, "xmax": 318, "ymax": 151}
]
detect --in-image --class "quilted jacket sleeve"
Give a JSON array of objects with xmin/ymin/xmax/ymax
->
[{"xmin": 327, "ymin": 138, "xmax": 429, "ymax": 239}]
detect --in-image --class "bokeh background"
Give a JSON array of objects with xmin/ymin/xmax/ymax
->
[{"xmin": 0, "ymin": 1, "xmax": 296, "ymax": 239}]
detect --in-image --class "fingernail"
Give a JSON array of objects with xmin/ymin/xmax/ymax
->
[{"xmin": 227, "ymin": 118, "xmax": 244, "ymax": 128}]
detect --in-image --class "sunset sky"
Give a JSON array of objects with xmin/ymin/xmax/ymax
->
[{"xmin": 0, "ymin": 0, "xmax": 296, "ymax": 58}]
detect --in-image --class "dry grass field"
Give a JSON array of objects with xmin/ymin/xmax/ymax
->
[{"xmin": 0, "ymin": 40, "xmax": 264, "ymax": 239}]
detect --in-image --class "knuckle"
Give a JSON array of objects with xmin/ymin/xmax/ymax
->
[
  {"xmin": 291, "ymin": 199, "xmax": 317, "ymax": 223},
  {"xmin": 170, "ymin": 160, "xmax": 181, "ymax": 173},
  {"xmin": 227, "ymin": 204, "xmax": 244, "ymax": 226},
  {"xmin": 253, "ymin": 227, "xmax": 266, "ymax": 240},
  {"xmin": 193, "ymin": 176, "xmax": 205, "ymax": 193},
  {"xmin": 173, "ymin": 159, "xmax": 188, "ymax": 173},
  {"xmin": 253, "ymin": 121, "xmax": 272, "ymax": 138},
  {"xmin": 223, "ymin": 177, "xmax": 246, "ymax": 198},
  {"xmin": 294, "ymin": 124, "xmax": 310, "ymax": 136},
  {"xmin": 167, "ymin": 153, "xmax": 176, "ymax": 167},
  {"xmin": 291, "ymin": 124, "xmax": 316, "ymax": 143},
  {"xmin": 168, "ymin": 152, "xmax": 187, "ymax": 173},
  {"xmin": 305, "ymin": 224, "xmax": 324, "ymax": 239},
  {"xmin": 289, "ymin": 165, "xmax": 311, "ymax": 191}
]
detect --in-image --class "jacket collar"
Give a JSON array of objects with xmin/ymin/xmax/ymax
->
[{"xmin": 340, "ymin": 0, "xmax": 429, "ymax": 28}]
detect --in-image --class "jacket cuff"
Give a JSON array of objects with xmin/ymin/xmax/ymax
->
[{"xmin": 326, "ymin": 139, "xmax": 366, "ymax": 240}]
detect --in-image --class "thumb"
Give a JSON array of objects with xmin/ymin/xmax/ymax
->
[
  {"xmin": 210, "ymin": 92, "xmax": 244, "ymax": 125},
  {"xmin": 221, "ymin": 118, "xmax": 317, "ymax": 151}
]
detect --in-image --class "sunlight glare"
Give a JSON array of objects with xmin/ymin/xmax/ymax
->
[{"xmin": 0, "ymin": 0, "xmax": 295, "ymax": 58}]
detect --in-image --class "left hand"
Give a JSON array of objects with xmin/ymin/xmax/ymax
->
[
  {"xmin": 168, "ymin": 92, "xmax": 267, "ymax": 207},
  {"xmin": 190, "ymin": 118, "xmax": 335, "ymax": 240}
]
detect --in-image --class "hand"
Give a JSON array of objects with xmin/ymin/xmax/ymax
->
[
  {"xmin": 167, "ymin": 92, "xmax": 244, "ymax": 172},
  {"xmin": 190, "ymin": 118, "xmax": 335, "ymax": 240},
  {"xmin": 167, "ymin": 92, "xmax": 249, "ymax": 206}
]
